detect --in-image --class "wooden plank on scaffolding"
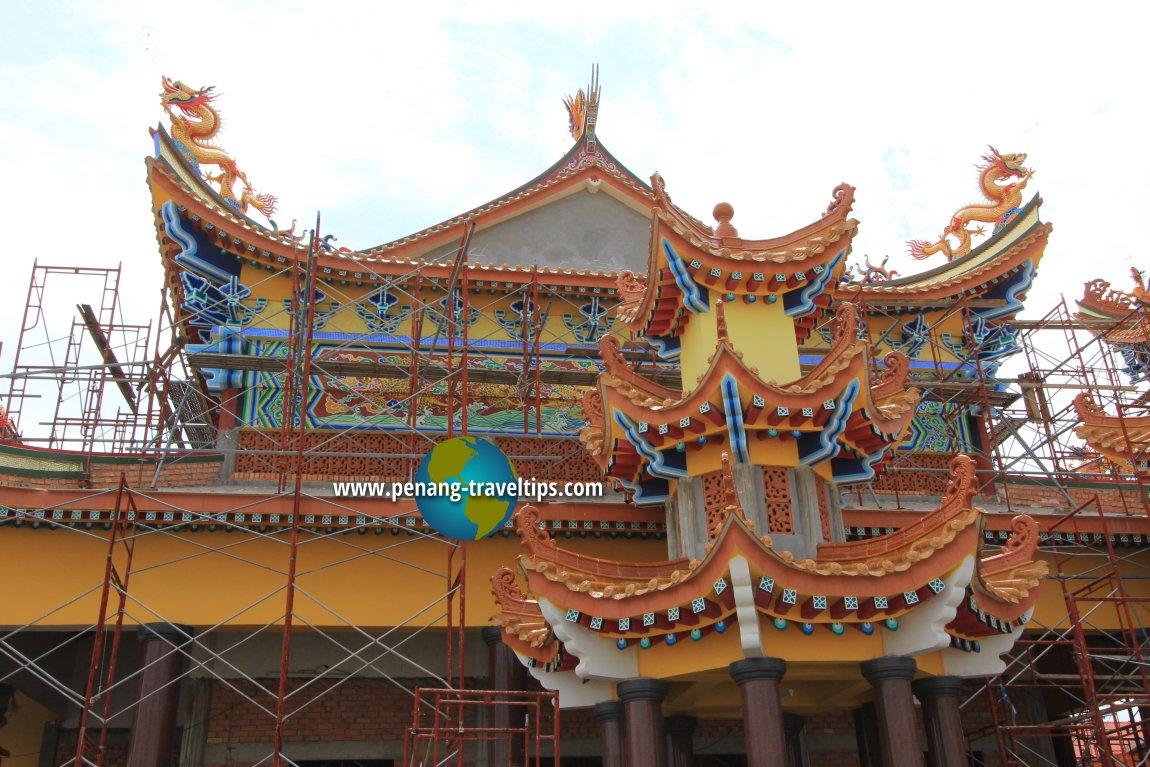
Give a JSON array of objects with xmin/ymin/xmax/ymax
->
[
  {"xmin": 77, "ymin": 303, "xmax": 139, "ymax": 413},
  {"xmin": 915, "ymin": 381, "xmax": 1020, "ymax": 408}
]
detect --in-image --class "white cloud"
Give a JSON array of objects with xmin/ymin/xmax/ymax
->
[{"xmin": 1, "ymin": 0, "xmax": 1147, "ymax": 370}]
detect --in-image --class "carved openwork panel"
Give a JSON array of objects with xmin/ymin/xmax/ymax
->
[
  {"xmin": 763, "ymin": 467, "xmax": 793, "ymax": 534},
  {"xmin": 817, "ymin": 477, "xmax": 831, "ymax": 541},
  {"xmin": 701, "ymin": 469, "xmax": 726, "ymax": 538}
]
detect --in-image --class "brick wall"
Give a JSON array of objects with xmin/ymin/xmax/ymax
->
[
  {"xmin": 53, "ymin": 729, "xmax": 137, "ymax": 767},
  {"xmin": 0, "ymin": 471, "xmax": 75, "ymax": 489},
  {"xmin": 0, "ymin": 447, "xmax": 222, "ymax": 491},
  {"xmin": 999, "ymin": 479, "xmax": 1148, "ymax": 515},
  {"xmin": 804, "ymin": 709, "xmax": 863, "ymax": 766},
  {"xmin": 88, "ymin": 457, "xmax": 223, "ymax": 488},
  {"xmin": 857, "ymin": 452, "xmax": 1148, "ymax": 517},
  {"xmin": 231, "ymin": 429, "xmax": 601, "ymax": 485},
  {"xmin": 961, "ymin": 680, "xmax": 1004, "ymax": 767},
  {"xmin": 207, "ymin": 677, "xmax": 427, "ymax": 746},
  {"xmin": 52, "ymin": 678, "xmax": 1010, "ymax": 766}
]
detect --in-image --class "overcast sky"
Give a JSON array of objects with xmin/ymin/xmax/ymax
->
[{"xmin": 1, "ymin": 1, "xmax": 1145, "ymax": 358}]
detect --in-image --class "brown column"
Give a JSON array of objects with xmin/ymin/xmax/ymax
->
[
  {"xmin": 971, "ymin": 413, "xmax": 998, "ymax": 496},
  {"xmin": 860, "ymin": 657, "xmax": 924, "ymax": 767},
  {"xmin": 665, "ymin": 714, "xmax": 697, "ymax": 767},
  {"xmin": 617, "ymin": 678, "xmax": 668, "ymax": 767},
  {"xmin": 1013, "ymin": 672, "xmax": 1062, "ymax": 767},
  {"xmin": 730, "ymin": 657, "xmax": 790, "ymax": 766},
  {"xmin": 127, "ymin": 622, "xmax": 192, "ymax": 767},
  {"xmin": 783, "ymin": 713, "xmax": 804, "ymax": 767},
  {"xmin": 482, "ymin": 626, "xmax": 528, "ymax": 767},
  {"xmin": 593, "ymin": 701, "xmax": 627, "ymax": 767},
  {"xmin": 912, "ymin": 676, "xmax": 967, "ymax": 767},
  {"xmin": 218, "ymin": 387, "xmax": 241, "ymax": 431},
  {"xmin": 1136, "ymin": 706, "xmax": 1150, "ymax": 767},
  {"xmin": 854, "ymin": 703, "xmax": 884, "ymax": 767}
]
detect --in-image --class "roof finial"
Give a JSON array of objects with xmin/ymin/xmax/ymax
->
[
  {"xmin": 563, "ymin": 65, "xmax": 601, "ymax": 148},
  {"xmin": 713, "ymin": 202, "xmax": 737, "ymax": 238},
  {"xmin": 715, "ymin": 299, "xmax": 731, "ymax": 345},
  {"xmin": 720, "ymin": 452, "xmax": 739, "ymax": 509}
]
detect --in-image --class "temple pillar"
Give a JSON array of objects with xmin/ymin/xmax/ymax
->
[
  {"xmin": 824, "ymin": 480, "xmax": 847, "ymax": 542},
  {"xmin": 617, "ymin": 678, "xmax": 668, "ymax": 767},
  {"xmin": 1051, "ymin": 727, "xmax": 1079, "ymax": 767},
  {"xmin": 783, "ymin": 713, "xmax": 805, "ymax": 767},
  {"xmin": 665, "ymin": 714, "xmax": 697, "ymax": 767},
  {"xmin": 127, "ymin": 623, "xmax": 192, "ymax": 767},
  {"xmin": 1014, "ymin": 670, "xmax": 1062, "ymax": 767},
  {"xmin": 666, "ymin": 495, "xmax": 682, "ymax": 557},
  {"xmin": 215, "ymin": 387, "xmax": 241, "ymax": 482},
  {"xmin": 790, "ymin": 467, "xmax": 821, "ymax": 557},
  {"xmin": 1138, "ymin": 704, "xmax": 1150, "ymax": 767},
  {"xmin": 853, "ymin": 703, "xmax": 884, "ymax": 767},
  {"xmin": 733, "ymin": 463, "xmax": 766, "ymax": 532},
  {"xmin": 860, "ymin": 657, "xmax": 924, "ymax": 767},
  {"xmin": 177, "ymin": 677, "xmax": 213, "ymax": 767},
  {"xmin": 730, "ymin": 657, "xmax": 789, "ymax": 766},
  {"xmin": 912, "ymin": 676, "xmax": 967, "ymax": 767},
  {"xmin": 593, "ymin": 701, "xmax": 627, "ymax": 767},
  {"xmin": 482, "ymin": 626, "xmax": 528, "ymax": 767},
  {"xmin": 675, "ymin": 477, "xmax": 707, "ymax": 559},
  {"xmin": 217, "ymin": 387, "xmax": 241, "ymax": 431},
  {"xmin": 970, "ymin": 413, "xmax": 999, "ymax": 496}
]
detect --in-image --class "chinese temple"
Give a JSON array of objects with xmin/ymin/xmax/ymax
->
[{"xmin": 0, "ymin": 73, "xmax": 1147, "ymax": 767}]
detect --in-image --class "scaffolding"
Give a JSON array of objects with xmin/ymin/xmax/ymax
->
[
  {"xmin": 841, "ymin": 287, "xmax": 1150, "ymax": 518},
  {"xmin": 832, "ymin": 279, "xmax": 1150, "ymax": 766},
  {"xmin": 0, "ymin": 213, "xmax": 630, "ymax": 765},
  {"xmin": 976, "ymin": 495, "xmax": 1150, "ymax": 767},
  {"xmin": 2, "ymin": 263, "xmax": 153, "ymax": 456},
  {"xmin": 403, "ymin": 687, "xmax": 559, "ymax": 766},
  {"xmin": 2, "ymin": 214, "xmax": 1150, "ymax": 765}
]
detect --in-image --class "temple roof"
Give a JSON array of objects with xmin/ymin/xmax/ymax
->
[
  {"xmin": 582, "ymin": 303, "xmax": 920, "ymax": 494},
  {"xmin": 1075, "ymin": 275, "xmax": 1150, "ymax": 345},
  {"xmin": 1073, "ymin": 393, "xmax": 1150, "ymax": 474},
  {"xmin": 834, "ymin": 194, "xmax": 1050, "ymax": 317},
  {"xmin": 150, "ymin": 115, "xmax": 1050, "ymax": 335},
  {"xmin": 492, "ymin": 455, "xmax": 1045, "ymax": 657},
  {"xmin": 149, "ymin": 125, "xmax": 656, "ymax": 278},
  {"xmin": 619, "ymin": 175, "xmax": 857, "ymax": 342}
]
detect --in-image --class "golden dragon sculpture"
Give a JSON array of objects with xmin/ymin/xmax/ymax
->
[
  {"xmin": 907, "ymin": 147, "xmax": 1032, "ymax": 262},
  {"xmin": 160, "ymin": 77, "xmax": 277, "ymax": 217}
]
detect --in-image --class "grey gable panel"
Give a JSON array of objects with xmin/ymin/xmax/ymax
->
[{"xmin": 422, "ymin": 191, "xmax": 650, "ymax": 273}]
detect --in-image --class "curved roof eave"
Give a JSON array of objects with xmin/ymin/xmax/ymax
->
[
  {"xmin": 150, "ymin": 126, "xmax": 656, "ymax": 267},
  {"xmin": 837, "ymin": 194, "xmax": 1050, "ymax": 306}
]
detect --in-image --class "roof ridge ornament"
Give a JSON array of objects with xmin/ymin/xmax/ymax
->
[
  {"xmin": 714, "ymin": 299, "xmax": 731, "ymax": 345},
  {"xmin": 159, "ymin": 76, "xmax": 278, "ymax": 218},
  {"xmin": 907, "ymin": 147, "xmax": 1033, "ymax": 262},
  {"xmin": 563, "ymin": 65, "xmax": 601, "ymax": 149},
  {"xmin": 713, "ymin": 203, "xmax": 738, "ymax": 238},
  {"xmin": 714, "ymin": 451, "xmax": 755, "ymax": 536}
]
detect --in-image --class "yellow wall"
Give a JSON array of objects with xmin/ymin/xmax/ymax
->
[
  {"xmin": 0, "ymin": 528, "xmax": 667, "ymax": 630},
  {"xmin": 0, "ymin": 691, "xmax": 53, "ymax": 767},
  {"xmin": 679, "ymin": 299, "xmax": 800, "ymax": 388},
  {"xmin": 3, "ymin": 530, "xmax": 1145, "ymax": 638},
  {"xmin": 1029, "ymin": 549, "xmax": 1150, "ymax": 630}
]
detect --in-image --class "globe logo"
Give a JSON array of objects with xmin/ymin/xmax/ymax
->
[{"xmin": 414, "ymin": 437, "xmax": 519, "ymax": 540}]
